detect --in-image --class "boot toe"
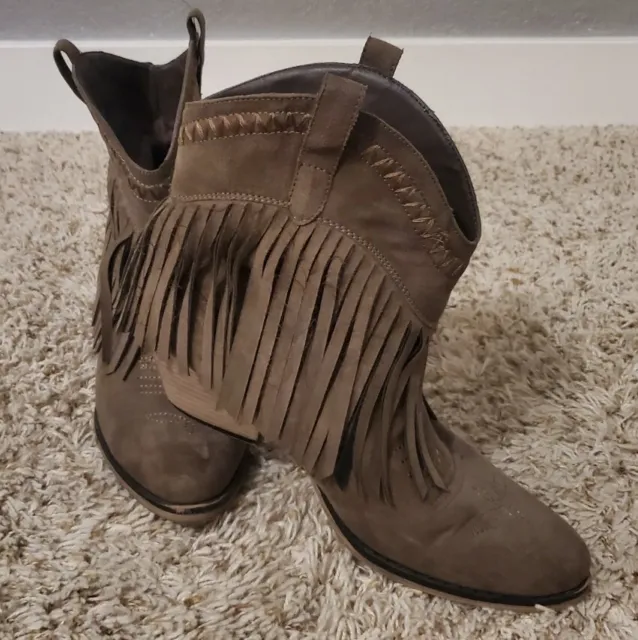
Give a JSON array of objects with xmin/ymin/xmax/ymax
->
[
  {"xmin": 446, "ymin": 493, "xmax": 591, "ymax": 602},
  {"xmin": 424, "ymin": 439, "xmax": 591, "ymax": 604},
  {"xmin": 321, "ymin": 435, "xmax": 590, "ymax": 608},
  {"xmin": 96, "ymin": 357, "xmax": 249, "ymax": 508},
  {"xmin": 98, "ymin": 408, "xmax": 248, "ymax": 506}
]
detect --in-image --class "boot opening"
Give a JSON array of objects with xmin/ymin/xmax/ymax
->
[
  {"xmin": 213, "ymin": 64, "xmax": 480, "ymax": 244},
  {"xmin": 74, "ymin": 51, "xmax": 187, "ymax": 170}
]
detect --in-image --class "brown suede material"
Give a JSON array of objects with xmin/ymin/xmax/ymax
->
[
  {"xmin": 171, "ymin": 96, "xmax": 475, "ymax": 328},
  {"xmin": 171, "ymin": 96, "xmax": 316, "ymax": 203},
  {"xmin": 321, "ymin": 432, "xmax": 590, "ymax": 597},
  {"xmin": 323, "ymin": 114, "xmax": 475, "ymax": 328},
  {"xmin": 95, "ymin": 356, "xmax": 245, "ymax": 503},
  {"xmin": 359, "ymin": 36, "xmax": 403, "ymax": 77},
  {"xmin": 172, "ymin": 134, "xmax": 303, "ymax": 204},
  {"xmin": 55, "ymin": 11, "xmax": 247, "ymax": 509},
  {"xmin": 114, "ymin": 40, "xmax": 590, "ymax": 604}
]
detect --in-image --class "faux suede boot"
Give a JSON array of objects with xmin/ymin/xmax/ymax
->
[
  {"xmin": 114, "ymin": 37, "xmax": 591, "ymax": 607},
  {"xmin": 53, "ymin": 10, "xmax": 250, "ymax": 525}
]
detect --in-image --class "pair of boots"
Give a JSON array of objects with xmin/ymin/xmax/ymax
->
[{"xmin": 54, "ymin": 9, "xmax": 591, "ymax": 611}]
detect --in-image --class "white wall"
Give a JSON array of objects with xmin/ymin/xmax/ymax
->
[
  {"xmin": 2, "ymin": 1, "xmax": 637, "ymax": 129},
  {"xmin": 1, "ymin": 0, "xmax": 638, "ymax": 39}
]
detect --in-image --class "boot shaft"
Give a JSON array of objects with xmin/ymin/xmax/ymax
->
[
  {"xmin": 170, "ymin": 68, "xmax": 480, "ymax": 328},
  {"xmin": 54, "ymin": 10, "xmax": 206, "ymax": 359},
  {"xmin": 115, "ymin": 68, "xmax": 482, "ymax": 495},
  {"xmin": 54, "ymin": 10, "xmax": 205, "ymax": 239}
]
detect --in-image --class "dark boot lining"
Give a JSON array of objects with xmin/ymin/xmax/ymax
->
[
  {"xmin": 211, "ymin": 64, "xmax": 480, "ymax": 244},
  {"xmin": 73, "ymin": 51, "xmax": 478, "ymax": 241},
  {"xmin": 74, "ymin": 52, "xmax": 187, "ymax": 170}
]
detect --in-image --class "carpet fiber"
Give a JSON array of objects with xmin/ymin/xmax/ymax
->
[{"xmin": 1, "ymin": 128, "xmax": 637, "ymax": 639}]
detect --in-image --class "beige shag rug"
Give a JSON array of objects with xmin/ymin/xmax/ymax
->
[{"xmin": 1, "ymin": 128, "xmax": 637, "ymax": 639}]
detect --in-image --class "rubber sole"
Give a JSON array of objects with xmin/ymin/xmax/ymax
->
[
  {"xmin": 94, "ymin": 413, "xmax": 249, "ymax": 527},
  {"xmin": 318, "ymin": 490, "xmax": 591, "ymax": 612}
]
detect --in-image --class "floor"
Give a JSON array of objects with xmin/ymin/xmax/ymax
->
[{"xmin": 1, "ymin": 128, "xmax": 637, "ymax": 639}]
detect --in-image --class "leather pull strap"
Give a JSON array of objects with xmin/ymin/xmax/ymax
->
[
  {"xmin": 359, "ymin": 36, "xmax": 403, "ymax": 77},
  {"xmin": 186, "ymin": 9, "xmax": 206, "ymax": 87},
  {"xmin": 53, "ymin": 39, "xmax": 83, "ymax": 102},
  {"xmin": 289, "ymin": 74, "xmax": 366, "ymax": 225}
]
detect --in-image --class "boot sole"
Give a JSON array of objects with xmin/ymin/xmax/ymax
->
[
  {"xmin": 158, "ymin": 363, "xmax": 591, "ymax": 609},
  {"xmin": 94, "ymin": 412, "xmax": 249, "ymax": 527},
  {"xmin": 317, "ymin": 490, "xmax": 591, "ymax": 612}
]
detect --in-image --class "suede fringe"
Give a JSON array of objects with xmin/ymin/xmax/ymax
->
[
  {"xmin": 92, "ymin": 181, "xmax": 139, "ymax": 373},
  {"xmin": 114, "ymin": 199, "xmax": 448, "ymax": 501}
]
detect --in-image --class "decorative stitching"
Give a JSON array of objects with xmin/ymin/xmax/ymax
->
[
  {"xmin": 148, "ymin": 416, "xmax": 195, "ymax": 426},
  {"xmin": 180, "ymin": 111, "xmax": 312, "ymax": 145},
  {"xmin": 116, "ymin": 156, "xmax": 171, "ymax": 189},
  {"xmin": 187, "ymin": 110, "xmax": 308, "ymax": 125},
  {"xmin": 373, "ymin": 82, "xmax": 480, "ymax": 233},
  {"xmin": 171, "ymin": 192, "xmax": 288, "ymax": 206},
  {"xmin": 204, "ymin": 63, "xmax": 478, "ymax": 232},
  {"xmin": 135, "ymin": 182, "xmax": 168, "ymax": 200},
  {"xmin": 189, "ymin": 95, "xmax": 314, "ymax": 108},
  {"xmin": 146, "ymin": 412, "xmax": 189, "ymax": 420},
  {"xmin": 105, "ymin": 143, "xmax": 172, "ymax": 203},
  {"xmin": 128, "ymin": 185, "xmax": 167, "ymax": 203},
  {"xmin": 186, "ymin": 131, "xmax": 304, "ymax": 145},
  {"xmin": 373, "ymin": 118, "xmax": 471, "ymax": 248},
  {"xmin": 111, "ymin": 144, "xmax": 166, "ymax": 178},
  {"xmin": 361, "ymin": 144, "xmax": 465, "ymax": 278},
  {"xmin": 320, "ymin": 219, "xmax": 431, "ymax": 330},
  {"xmin": 300, "ymin": 161, "xmax": 330, "ymax": 175}
]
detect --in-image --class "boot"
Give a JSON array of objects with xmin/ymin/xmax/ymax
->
[
  {"xmin": 114, "ymin": 37, "xmax": 591, "ymax": 607},
  {"xmin": 53, "ymin": 10, "xmax": 250, "ymax": 525}
]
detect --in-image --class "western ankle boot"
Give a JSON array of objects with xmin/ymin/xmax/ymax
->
[
  {"xmin": 114, "ymin": 37, "xmax": 591, "ymax": 607},
  {"xmin": 53, "ymin": 10, "xmax": 250, "ymax": 525}
]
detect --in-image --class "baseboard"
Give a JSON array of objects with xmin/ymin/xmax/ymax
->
[{"xmin": 2, "ymin": 37, "xmax": 638, "ymax": 130}]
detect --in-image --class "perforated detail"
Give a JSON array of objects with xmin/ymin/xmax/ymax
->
[
  {"xmin": 138, "ymin": 354, "xmax": 153, "ymax": 370},
  {"xmin": 140, "ymin": 386, "xmax": 164, "ymax": 396},
  {"xmin": 145, "ymin": 411, "xmax": 193, "ymax": 427}
]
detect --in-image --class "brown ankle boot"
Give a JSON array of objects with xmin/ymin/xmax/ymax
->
[
  {"xmin": 53, "ymin": 10, "xmax": 249, "ymax": 525},
  {"xmin": 115, "ymin": 38, "xmax": 590, "ymax": 607}
]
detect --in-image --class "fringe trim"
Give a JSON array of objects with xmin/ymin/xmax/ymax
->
[
  {"xmin": 92, "ymin": 179, "xmax": 142, "ymax": 370},
  {"xmin": 115, "ymin": 199, "xmax": 451, "ymax": 502}
]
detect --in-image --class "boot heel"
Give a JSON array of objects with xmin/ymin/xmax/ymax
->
[{"xmin": 156, "ymin": 360, "xmax": 259, "ymax": 442}]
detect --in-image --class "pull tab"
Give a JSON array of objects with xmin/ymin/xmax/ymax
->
[
  {"xmin": 359, "ymin": 35, "xmax": 403, "ymax": 77},
  {"xmin": 289, "ymin": 74, "xmax": 366, "ymax": 225},
  {"xmin": 186, "ymin": 9, "xmax": 206, "ymax": 86},
  {"xmin": 53, "ymin": 39, "xmax": 83, "ymax": 102}
]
